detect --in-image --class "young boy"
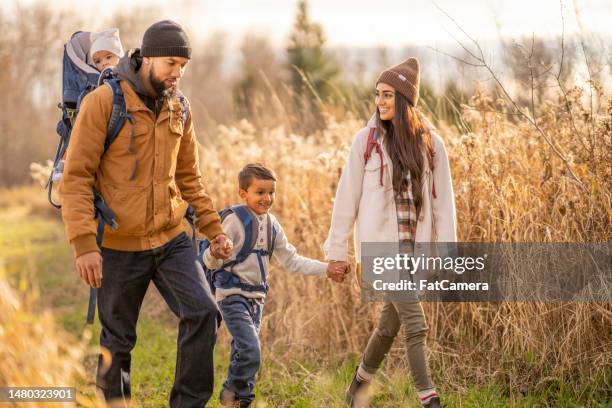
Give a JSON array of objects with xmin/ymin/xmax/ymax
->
[
  {"xmin": 204, "ymin": 163, "xmax": 346, "ymax": 408},
  {"xmin": 90, "ymin": 28, "xmax": 124, "ymax": 72}
]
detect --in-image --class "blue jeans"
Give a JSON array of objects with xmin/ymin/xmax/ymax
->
[{"xmin": 218, "ymin": 294, "xmax": 264, "ymax": 406}]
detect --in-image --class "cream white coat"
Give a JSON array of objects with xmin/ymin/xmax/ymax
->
[{"xmin": 324, "ymin": 115, "xmax": 457, "ymax": 262}]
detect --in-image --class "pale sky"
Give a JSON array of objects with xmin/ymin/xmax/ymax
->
[{"xmin": 8, "ymin": 0, "xmax": 612, "ymax": 48}]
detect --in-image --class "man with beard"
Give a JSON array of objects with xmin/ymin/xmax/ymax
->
[{"xmin": 59, "ymin": 20, "xmax": 232, "ymax": 407}]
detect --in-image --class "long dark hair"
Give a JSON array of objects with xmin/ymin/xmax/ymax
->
[{"xmin": 376, "ymin": 92, "xmax": 434, "ymax": 212}]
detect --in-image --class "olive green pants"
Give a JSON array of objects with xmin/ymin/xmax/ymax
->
[{"xmin": 361, "ymin": 301, "xmax": 433, "ymax": 391}]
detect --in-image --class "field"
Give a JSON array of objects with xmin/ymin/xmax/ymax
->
[{"xmin": 1, "ymin": 79, "xmax": 610, "ymax": 406}]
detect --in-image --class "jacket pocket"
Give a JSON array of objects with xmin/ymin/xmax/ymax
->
[
  {"xmin": 168, "ymin": 180, "xmax": 187, "ymax": 228},
  {"xmin": 363, "ymin": 155, "xmax": 388, "ymax": 189},
  {"xmin": 169, "ymin": 110, "xmax": 184, "ymax": 136},
  {"xmin": 107, "ymin": 185, "xmax": 150, "ymax": 236}
]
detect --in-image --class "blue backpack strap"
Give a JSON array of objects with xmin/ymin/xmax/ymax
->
[
  {"xmin": 91, "ymin": 78, "xmax": 124, "ymax": 244},
  {"xmin": 213, "ymin": 269, "xmax": 268, "ymax": 293},
  {"xmin": 93, "ymin": 191, "xmax": 119, "ymax": 232},
  {"xmin": 253, "ymin": 250, "xmax": 268, "ymax": 293},
  {"xmin": 104, "ymin": 78, "xmax": 133, "ymax": 154},
  {"xmin": 76, "ymin": 84, "xmax": 96, "ymax": 111},
  {"xmin": 272, "ymin": 222, "xmax": 279, "ymax": 255},
  {"xmin": 265, "ymin": 214, "xmax": 280, "ymax": 259},
  {"xmin": 248, "ymin": 213, "xmax": 276, "ymax": 294},
  {"xmin": 219, "ymin": 207, "xmax": 235, "ymax": 220},
  {"xmin": 247, "ymin": 215, "xmax": 278, "ymax": 294},
  {"xmin": 91, "ymin": 78, "xmax": 127, "ymax": 236},
  {"xmin": 231, "ymin": 205, "xmax": 255, "ymax": 265}
]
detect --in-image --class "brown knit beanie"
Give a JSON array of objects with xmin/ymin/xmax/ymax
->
[
  {"xmin": 141, "ymin": 20, "xmax": 191, "ymax": 59},
  {"xmin": 376, "ymin": 57, "xmax": 420, "ymax": 106}
]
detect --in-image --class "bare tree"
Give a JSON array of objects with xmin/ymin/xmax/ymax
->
[
  {"xmin": 428, "ymin": 1, "xmax": 593, "ymax": 189},
  {"xmin": 0, "ymin": 3, "xmax": 82, "ymax": 187}
]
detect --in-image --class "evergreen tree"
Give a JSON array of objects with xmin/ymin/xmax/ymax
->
[{"xmin": 286, "ymin": 0, "xmax": 339, "ymax": 102}]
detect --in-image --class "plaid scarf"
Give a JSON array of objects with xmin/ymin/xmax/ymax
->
[{"xmin": 395, "ymin": 171, "xmax": 418, "ymax": 253}]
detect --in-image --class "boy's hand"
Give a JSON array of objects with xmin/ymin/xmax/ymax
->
[
  {"xmin": 327, "ymin": 261, "xmax": 349, "ymax": 283},
  {"xmin": 210, "ymin": 234, "xmax": 233, "ymax": 259},
  {"xmin": 76, "ymin": 251, "xmax": 103, "ymax": 288}
]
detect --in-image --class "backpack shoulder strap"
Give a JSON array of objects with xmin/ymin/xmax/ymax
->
[
  {"xmin": 266, "ymin": 215, "xmax": 280, "ymax": 259},
  {"xmin": 219, "ymin": 207, "xmax": 235, "ymax": 221},
  {"xmin": 364, "ymin": 127, "xmax": 385, "ymax": 186},
  {"xmin": 363, "ymin": 127, "xmax": 377, "ymax": 164},
  {"xmin": 231, "ymin": 205, "xmax": 256, "ymax": 264},
  {"xmin": 76, "ymin": 85, "xmax": 96, "ymax": 112},
  {"xmin": 103, "ymin": 78, "xmax": 132, "ymax": 154}
]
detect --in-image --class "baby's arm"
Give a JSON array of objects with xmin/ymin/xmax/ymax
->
[
  {"xmin": 203, "ymin": 213, "xmax": 243, "ymax": 269},
  {"xmin": 273, "ymin": 222, "xmax": 327, "ymax": 276}
]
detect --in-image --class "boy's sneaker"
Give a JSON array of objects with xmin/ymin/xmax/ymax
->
[
  {"xmin": 345, "ymin": 367, "xmax": 370, "ymax": 407},
  {"xmin": 219, "ymin": 388, "xmax": 240, "ymax": 408}
]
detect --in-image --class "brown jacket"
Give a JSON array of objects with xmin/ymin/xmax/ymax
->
[{"xmin": 60, "ymin": 81, "xmax": 223, "ymax": 257}]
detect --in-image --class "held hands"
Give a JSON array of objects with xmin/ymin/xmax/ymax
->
[
  {"xmin": 76, "ymin": 251, "xmax": 103, "ymax": 288},
  {"xmin": 210, "ymin": 233, "xmax": 233, "ymax": 260},
  {"xmin": 326, "ymin": 261, "xmax": 350, "ymax": 283}
]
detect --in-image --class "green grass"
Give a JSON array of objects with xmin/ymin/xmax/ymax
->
[{"xmin": 1, "ymin": 195, "xmax": 609, "ymax": 407}]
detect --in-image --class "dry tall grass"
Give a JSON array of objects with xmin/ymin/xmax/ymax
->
[
  {"xmin": 17, "ymin": 37, "xmax": 611, "ymax": 398},
  {"xmin": 199, "ymin": 81, "xmax": 611, "ymax": 396},
  {"xmin": 0, "ymin": 265, "xmax": 105, "ymax": 407}
]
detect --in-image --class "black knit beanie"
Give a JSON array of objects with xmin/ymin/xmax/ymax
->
[{"xmin": 141, "ymin": 20, "xmax": 191, "ymax": 59}]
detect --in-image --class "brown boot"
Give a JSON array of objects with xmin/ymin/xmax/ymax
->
[{"xmin": 345, "ymin": 367, "xmax": 370, "ymax": 407}]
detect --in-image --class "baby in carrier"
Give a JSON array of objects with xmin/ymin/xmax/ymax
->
[
  {"xmin": 89, "ymin": 28, "xmax": 124, "ymax": 72},
  {"xmin": 48, "ymin": 28, "xmax": 124, "ymax": 201}
]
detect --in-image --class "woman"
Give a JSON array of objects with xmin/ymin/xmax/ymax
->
[{"xmin": 324, "ymin": 58, "xmax": 456, "ymax": 408}]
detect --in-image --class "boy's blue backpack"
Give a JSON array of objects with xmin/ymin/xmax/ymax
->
[
  {"xmin": 198, "ymin": 205, "xmax": 280, "ymax": 295},
  {"xmin": 49, "ymin": 31, "xmax": 134, "ymax": 324}
]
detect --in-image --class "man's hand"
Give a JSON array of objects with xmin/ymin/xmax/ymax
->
[
  {"xmin": 76, "ymin": 251, "xmax": 103, "ymax": 288},
  {"xmin": 327, "ymin": 261, "xmax": 350, "ymax": 283},
  {"xmin": 210, "ymin": 234, "xmax": 233, "ymax": 260}
]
